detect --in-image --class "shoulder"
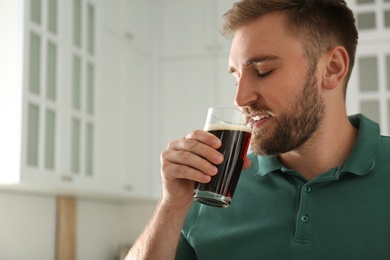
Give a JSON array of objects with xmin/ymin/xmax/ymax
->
[
  {"xmin": 378, "ymin": 135, "xmax": 390, "ymax": 152},
  {"xmin": 380, "ymin": 135, "xmax": 390, "ymax": 144},
  {"xmin": 377, "ymin": 135, "xmax": 390, "ymax": 161}
]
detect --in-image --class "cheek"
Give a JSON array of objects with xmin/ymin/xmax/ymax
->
[
  {"xmin": 264, "ymin": 76, "xmax": 302, "ymax": 110},
  {"xmin": 280, "ymin": 66, "xmax": 309, "ymax": 96}
]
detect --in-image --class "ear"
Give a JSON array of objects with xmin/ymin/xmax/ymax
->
[{"xmin": 322, "ymin": 46, "xmax": 349, "ymax": 90}]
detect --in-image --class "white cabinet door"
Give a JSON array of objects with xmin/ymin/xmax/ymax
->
[
  {"xmin": 19, "ymin": 0, "xmax": 65, "ymax": 187},
  {"xmin": 96, "ymin": 0, "xmax": 154, "ymax": 199},
  {"xmin": 94, "ymin": 29, "xmax": 124, "ymax": 192},
  {"xmin": 1, "ymin": 0, "xmax": 157, "ymax": 201},
  {"xmin": 119, "ymin": 48, "xmax": 152, "ymax": 198}
]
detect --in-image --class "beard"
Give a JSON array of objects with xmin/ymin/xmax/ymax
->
[{"xmin": 250, "ymin": 68, "xmax": 325, "ymax": 156}]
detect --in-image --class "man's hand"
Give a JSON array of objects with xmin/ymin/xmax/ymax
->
[{"xmin": 159, "ymin": 129, "xmax": 223, "ymax": 210}]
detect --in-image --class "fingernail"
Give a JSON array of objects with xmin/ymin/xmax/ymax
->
[
  {"xmin": 215, "ymin": 154, "xmax": 223, "ymax": 164},
  {"xmin": 203, "ymin": 175, "xmax": 212, "ymax": 183},
  {"xmin": 209, "ymin": 166, "xmax": 218, "ymax": 175},
  {"xmin": 212, "ymin": 139, "xmax": 221, "ymax": 148}
]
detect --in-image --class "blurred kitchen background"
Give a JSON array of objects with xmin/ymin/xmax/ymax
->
[{"xmin": 0, "ymin": 0, "xmax": 389, "ymax": 259}]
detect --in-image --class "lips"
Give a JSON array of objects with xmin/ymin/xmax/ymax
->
[
  {"xmin": 248, "ymin": 113, "xmax": 272, "ymax": 129},
  {"xmin": 252, "ymin": 114, "xmax": 271, "ymax": 121}
]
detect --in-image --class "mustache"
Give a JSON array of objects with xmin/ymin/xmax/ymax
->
[{"xmin": 242, "ymin": 104, "xmax": 273, "ymax": 115}]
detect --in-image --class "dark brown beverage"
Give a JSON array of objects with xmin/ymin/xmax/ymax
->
[{"xmin": 194, "ymin": 124, "xmax": 251, "ymax": 208}]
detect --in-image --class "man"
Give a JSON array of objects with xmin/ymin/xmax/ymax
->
[{"xmin": 127, "ymin": 0, "xmax": 390, "ymax": 259}]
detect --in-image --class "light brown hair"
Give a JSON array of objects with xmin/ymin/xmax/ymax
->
[{"xmin": 221, "ymin": 0, "xmax": 358, "ymax": 96}]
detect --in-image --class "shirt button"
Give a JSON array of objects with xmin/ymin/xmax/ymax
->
[
  {"xmin": 304, "ymin": 186, "xmax": 312, "ymax": 193},
  {"xmin": 301, "ymin": 215, "xmax": 309, "ymax": 223}
]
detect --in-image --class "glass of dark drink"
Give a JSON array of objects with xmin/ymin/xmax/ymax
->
[{"xmin": 194, "ymin": 107, "xmax": 251, "ymax": 208}]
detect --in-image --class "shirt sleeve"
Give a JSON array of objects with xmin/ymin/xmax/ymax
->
[{"xmin": 175, "ymin": 232, "xmax": 198, "ymax": 260}]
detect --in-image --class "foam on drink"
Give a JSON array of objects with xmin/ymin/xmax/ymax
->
[{"xmin": 204, "ymin": 123, "xmax": 252, "ymax": 133}]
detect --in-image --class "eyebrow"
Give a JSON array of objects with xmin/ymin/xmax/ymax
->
[
  {"xmin": 245, "ymin": 55, "xmax": 280, "ymax": 65},
  {"xmin": 229, "ymin": 55, "xmax": 281, "ymax": 74}
]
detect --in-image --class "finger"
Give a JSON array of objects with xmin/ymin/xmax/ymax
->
[
  {"xmin": 185, "ymin": 130, "xmax": 222, "ymax": 149},
  {"xmin": 166, "ymin": 136, "xmax": 223, "ymax": 166},
  {"xmin": 162, "ymin": 162, "xmax": 212, "ymax": 184},
  {"xmin": 161, "ymin": 146, "xmax": 218, "ymax": 180},
  {"xmin": 178, "ymin": 138, "xmax": 224, "ymax": 165}
]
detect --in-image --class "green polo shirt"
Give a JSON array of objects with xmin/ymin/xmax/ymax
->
[{"xmin": 176, "ymin": 114, "xmax": 390, "ymax": 259}]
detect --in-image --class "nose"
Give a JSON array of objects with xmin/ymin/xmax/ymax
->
[{"xmin": 234, "ymin": 75, "xmax": 259, "ymax": 108}]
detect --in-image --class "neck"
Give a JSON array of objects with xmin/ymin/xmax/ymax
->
[{"xmin": 279, "ymin": 112, "xmax": 358, "ymax": 181}]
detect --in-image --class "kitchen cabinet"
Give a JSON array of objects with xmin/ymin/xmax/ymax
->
[
  {"xmin": 0, "ymin": 0, "xmax": 156, "ymax": 201},
  {"xmin": 119, "ymin": 46, "xmax": 152, "ymax": 199},
  {"xmin": 97, "ymin": 0, "xmax": 154, "ymax": 199},
  {"xmin": 1, "ymin": 0, "xmax": 76, "ymax": 189}
]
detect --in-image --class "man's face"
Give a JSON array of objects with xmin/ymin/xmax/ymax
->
[{"xmin": 228, "ymin": 13, "xmax": 325, "ymax": 156}]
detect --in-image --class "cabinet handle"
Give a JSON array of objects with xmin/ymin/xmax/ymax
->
[
  {"xmin": 61, "ymin": 175, "xmax": 73, "ymax": 182},
  {"xmin": 124, "ymin": 185, "xmax": 133, "ymax": 191},
  {"xmin": 124, "ymin": 31, "xmax": 134, "ymax": 41}
]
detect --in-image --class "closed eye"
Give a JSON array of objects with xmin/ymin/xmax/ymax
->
[{"xmin": 258, "ymin": 70, "xmax": 274, "ymax": 78}]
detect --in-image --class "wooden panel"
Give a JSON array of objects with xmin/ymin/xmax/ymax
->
[{"xmin": 56, "ymin": 197, "xmax": 76, "ymax": 260}]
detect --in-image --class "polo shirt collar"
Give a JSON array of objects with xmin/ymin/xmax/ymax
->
[
  {"xmin": 340, "ymin": 113, "xmax": 380, "ymax": 176},
  {"xmin": 246, "ymin": 153, "xmax": 281, "ymax": 177},
  {"xmin": 248, "ymin": 113, "xmax": 380, "ymax": 178}
]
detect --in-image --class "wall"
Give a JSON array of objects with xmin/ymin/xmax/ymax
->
[
  {"xmin": 0, "ymin": 191, "xmax": 157, "ymax": 260},
  {"xmin": 0, "ymin": 192, "xmax": 56, "ymax": 260}
]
